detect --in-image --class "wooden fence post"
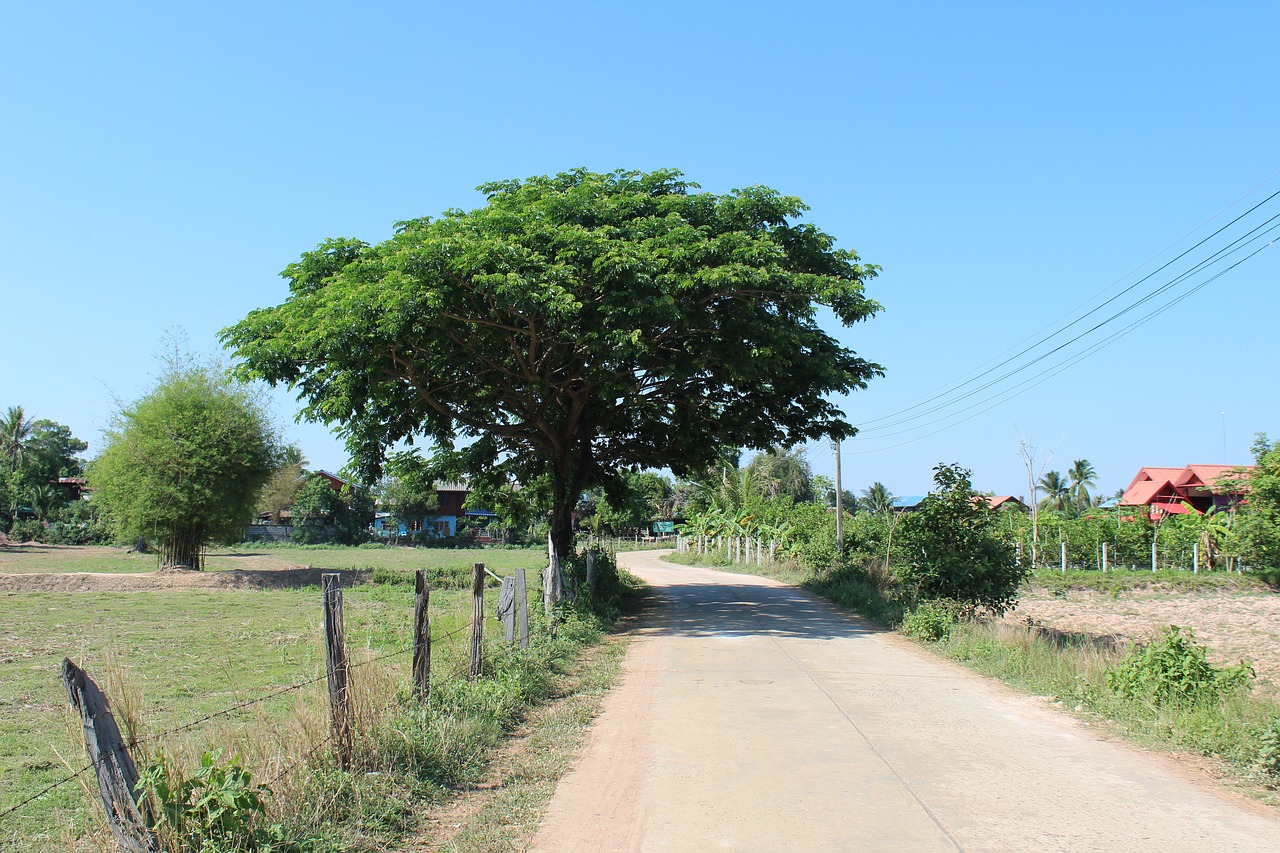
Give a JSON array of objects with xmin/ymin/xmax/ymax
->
[
  {"xmin": 515, "ymin": 568, "xmax": 529, "ymax": 649},
  {"xmin": 62, "ymin": 659, "xmax": 158, "ymax": 853},
  {"xmin": 585, "ymin": 550, "xmax": 597, "ymax": 595},
  {"xmin": 470, "ymin": 563, "xmax": 485, "ymax": 677},
  {"xmin": 322, "ymin": 573, "xmax": 353, "ymax": 769},
  {"xmin": 412, "ymin": 570, "xmax": 431, "ymax": 700},
  {"xmin": 497, "ymin": 575, "xmax": 516, "ymax": 643}
]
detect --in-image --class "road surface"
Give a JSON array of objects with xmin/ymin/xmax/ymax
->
[{"xmin": 528, "ymin": 551, "xmax": 1280, "ymax": 852}]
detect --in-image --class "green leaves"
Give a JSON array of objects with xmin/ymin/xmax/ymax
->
[
  {"xmin": 88, "ymin": 360, "xmax": 279, "ymax": 563},
  {"xmin": 897, "ymin": 464, "xmax": 1026, "ymax": 615},
  {"xmin": 1107, "ymin": 626, "xmax": 1254, "ymax": 705},
  {"xmin": 224, "ymin": 167, "xmax": 882, "ymax": 564}
]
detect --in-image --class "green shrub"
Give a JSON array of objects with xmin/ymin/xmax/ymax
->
[
  {"xmin": 896, "ymin": 464, "xmax": 1025, "ymax": 614},
  {"xmin": 136, "ymin": 749, "xmax": 310, "ymax": 852},
  {"xmin": 1106, "ymin": 625, "xmax": 1254, "ymax": 705},
  {"xmin": 900, "ymin": 599, "xmax": 961, "ymax": 641},
  {"xmin": 1256, "ymin": 715, "xmax": 1280, "ymax": 778}
]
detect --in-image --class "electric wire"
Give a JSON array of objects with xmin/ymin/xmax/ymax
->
[
  {"xmin": 849, "ymin": 235, "xmax": 1277, "ymax": 454},
  {"xmin": 853, "ymin": 216, "xmax": 1280, "ymax": 439},
  {"xmin": 853, "ymin": 186, "xmax": 1280, "ymax": 432}
]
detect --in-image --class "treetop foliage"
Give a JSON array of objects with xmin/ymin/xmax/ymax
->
[
  {"xmin": 88, "ymin": 359, "xmax": 280, "ymax": 563},
  {"xmin": 223, "ymin": 169, "xmax": 882, "ymax": 513}
]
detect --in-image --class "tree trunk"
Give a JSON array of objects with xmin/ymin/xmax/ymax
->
[
  {"xmin": 545, "ymin": 462, "xmax": 584, "ymax": 605},
  {"xmin": 162, "ymin": 525, "xmax": 204, "ymax": 570}
]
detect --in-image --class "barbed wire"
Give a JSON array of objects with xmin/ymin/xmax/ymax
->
[
  {"xmin": 1, "ymin": 612, "xmax": 482, "ymax": 823},
  {"xmin": 0, "ymin": 759, "xmax": 96, "ymax": 823}
]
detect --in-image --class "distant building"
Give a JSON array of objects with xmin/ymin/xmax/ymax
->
[
  {"xmin": 889, "ymin": 495, "xmax": 926, "ymax": 512},
  {"xmin": 985, "ymin": 495, "xmax": 1028, "ymax": 512},
  {"xmin": 1118, "ymin": 464, "xmax": 1250, "ymax": 517},
  {"xmin": 370, "ymin": 482, "xmax": 500, "ymax": 542}
]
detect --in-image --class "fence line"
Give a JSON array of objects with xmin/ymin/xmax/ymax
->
[{"xmin": 0, "ymin": 587, "xmax": 485, "ymax": 826}]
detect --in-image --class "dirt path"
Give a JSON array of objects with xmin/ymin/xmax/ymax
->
[
  {"xmin": 0, "ymin": 566, "xmax": 369, "ymax": 591},
  {"xmin": 528, "ymin": 552, "xmax": 1280, "ymax": 852}
]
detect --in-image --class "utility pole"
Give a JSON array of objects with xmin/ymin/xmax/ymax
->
[{"xmin": 832, "ymin": 436, "xmax": 844, "ymax": 549}]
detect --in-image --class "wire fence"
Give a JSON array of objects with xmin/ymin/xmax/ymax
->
[{"xmin": 0, "ymin": 587, "xmax": 486, "ymax": 826}]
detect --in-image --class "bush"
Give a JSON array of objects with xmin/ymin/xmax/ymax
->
[
  {"xmin": 900, "ymin": 599, "xmax": 961, "ymax": 641},
  {"xmin": 1107, "ymin": 625, "xmax": 1254, "ymax": 705},
  {"xmin": 136, "ymin": 749, "xmax": 311, "ymax": 852},
  {"xmin": 1256, "ymin": 716, "xmax": 1280, "ymax": 778},
  {"xmin": 896, "ymin": 464, "xmax": 1026, "ymax": 614},
  {"xmin": 8, "ymin": 519, "xmax": 44, "ymax": 542}
]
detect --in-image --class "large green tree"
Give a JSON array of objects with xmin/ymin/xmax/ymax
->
[
  {"xmin": 747, "ymin": 447, "xmax": 814, "ymax": 503},
  {"xmin": 223, "ymin": 168, "xmax": 881, "ymax": 580},
  {"xmin": 88, "ymin": 360, "xmax": 280, "ymax": 568}
]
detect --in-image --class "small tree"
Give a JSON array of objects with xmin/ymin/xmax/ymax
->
[
  {"xmin": 291, "ymin": 473, "xmax": 374, "ymax": 544},
  {"xmin": 89, "ymin": 360, "xmax": 280, "ymax": 568},
  {"xmin": 379, "ymin": 451, "xmax": 440, "ymax": 539},
  {"xmin": 1226, "ymin": 434, "xmax": 1280, "ymax": 581},
  {"xmin": 898, "ymin": 463, "xmax": 1025, "ymax": 614}
]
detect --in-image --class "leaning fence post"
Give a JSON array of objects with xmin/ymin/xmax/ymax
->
[
  {"xmin": 497, "ymin": 575, "xmax": 516, "ymax": 643},
  {"xmin": 62, "ymin": 659, "xmax": 158, "ymax": 853},
  {"xmin": 322, "ymin": 573, "xmax": 353, "ymax": 769},
  {"xmin": 412, "ymin": 570, "xmax": 431, "ymax": 700},
  {"xmin": 515, "ymin": 568, "xmax": 529, "ymax": 649},
  {"xmin": 470, "ymin": 563, "xmax": 485, "ymax": 677}
]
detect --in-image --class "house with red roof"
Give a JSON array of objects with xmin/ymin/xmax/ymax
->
[{"xmin": 1118, "ymin": 464, "xmax": 1250, "ymax": 517}]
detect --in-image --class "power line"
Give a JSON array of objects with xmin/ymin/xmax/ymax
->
[
  {"xmin": 852, "ymin": 185, "xmax": 1280, "ymax": 434},
  {"xmin": 849, "ymin": 234, "xmax": 1277, "ymax": 453}
]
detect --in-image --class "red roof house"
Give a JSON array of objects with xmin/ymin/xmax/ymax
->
[{"xmin": 1119, "ymin": 464, "xmax": 1250, "ymax": 517}]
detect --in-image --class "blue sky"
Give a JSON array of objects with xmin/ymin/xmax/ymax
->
[{"xmin": 2, "ymin": 1, "xmax": 1276, "ymax": 501}]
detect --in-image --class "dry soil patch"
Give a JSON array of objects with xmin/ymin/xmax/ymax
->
[{"xmin": 1009, "ymin": 587, "xmax": 1280, "ymax": 691}]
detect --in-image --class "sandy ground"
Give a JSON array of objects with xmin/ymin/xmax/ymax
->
[
  {"xmin": 528, "ymin": 552, "xmax": 1280, "ymax": 853},
  {"xmin": 1010, "ymin": 587, "xmax": 1280, "ymax": 691}
]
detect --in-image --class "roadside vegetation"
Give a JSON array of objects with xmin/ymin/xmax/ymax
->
[{"xmin": 0, "ymin": 547, "xmax": 642, "ymax": 852}]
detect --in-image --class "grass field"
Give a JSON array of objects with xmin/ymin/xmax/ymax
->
[{"xmin": 0, "ymin": 543, "xmax": 563, "ymax": 850}]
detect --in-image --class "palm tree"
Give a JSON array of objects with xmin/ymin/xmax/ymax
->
[
  {"xmin": 1, "ymin": 406, "xmax": 35, "ymax": 473},
  {"xmin": 1038, "ymin": 470, "xmax": 1070, "ymax": 513},
  {"xmin": 861, "ymin": 482, "xmax": 895, "ymax": 514},
  {"xmin": 1068, "ymin": 459, "xmax": 1097, "ymax": 513}
]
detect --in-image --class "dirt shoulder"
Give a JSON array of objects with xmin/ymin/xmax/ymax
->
[{"xmin": 0, "ymin": 566, "xmax": 369, "ymax": 592}]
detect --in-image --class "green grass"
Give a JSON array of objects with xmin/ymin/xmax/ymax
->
[
  {"xmin": 434, "ymin": 630, "xmax": 630, "ymax": 852},
  {"xmin": 0, "ymin": 582, "xmax": 473, "ymax": 849},
  {"xmin": 0, "ymin": 543, "xmax": 160, "ymax": 574},
  {"xmin": 0, "ymin": 546, "xmax": 641, "ymax": 852}
]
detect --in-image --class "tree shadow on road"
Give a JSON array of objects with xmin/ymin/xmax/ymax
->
[{"xmin": 634, "ymin": 580, "xmax": 884, "ymax": 641}]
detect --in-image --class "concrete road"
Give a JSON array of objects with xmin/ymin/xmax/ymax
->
[{"xmin": 528, "ymin": 551, "xmax": 1280, "ymax": 852}]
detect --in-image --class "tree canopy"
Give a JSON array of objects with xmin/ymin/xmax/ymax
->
[
  {"xmin": 1227, "ymin": 434, "xmax": 1280, "ymax": 582},
  {"xmin": 1, "ymin": 406, "xmax": 89, "ymax": 531},
  {"xmin": 88, "ymin": 360, "xmax": 280, "ymax": 567},
  {"xmin": 223, "ymin": 168, "xmax": 881, "ymax": 573}
]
